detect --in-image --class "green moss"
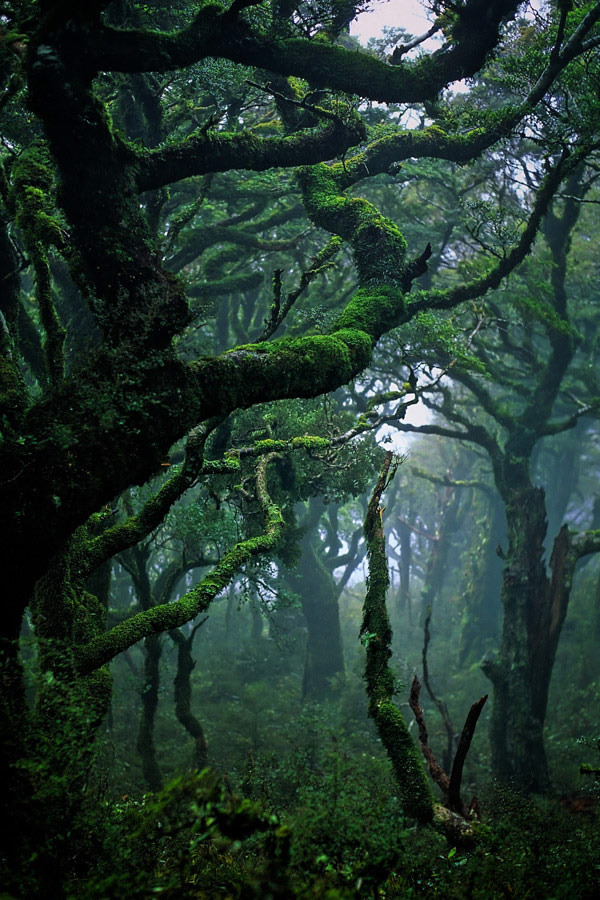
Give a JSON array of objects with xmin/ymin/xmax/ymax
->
[
  {"xmin": 258, "ymin": 35, "xmax": 443, "ymax": 103},
  {"xmin": 0, "ymin": 355, "xmax": 26, "ymax": 418},
  {"xmin": 11, "ymin": 146, "xmax": 66, "ymax": 382},
  {"xmin": 361, "ymin": 456, "xmax": 434, "ymax": 824},
  {"xmin": 77, "ymin": 459, "xmax": 286, "ymax": 673},
  {"xmin": 298, "ymin": 162, "xmax": 407, "ymax": 305},
  {"xmin": 334, "ymin": 287, "xmax": 405, "ymax": 340},
  {"xmin": 373, "ymin": 699, "xmax": 434, "ymax": 823},
  {"xmin": 253, "ymin": 435, "xmax": 331, "ymax": 454},
  {"xmin": 202, "ymin": 328, "xmax": 373, "ymax": 412}
]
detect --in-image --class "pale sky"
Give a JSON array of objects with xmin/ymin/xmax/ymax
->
[{"xmin": 351, "ymin": 0, "xmax": 434, "ymax": 44}]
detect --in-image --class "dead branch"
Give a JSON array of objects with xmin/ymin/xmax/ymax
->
[
  {"xmin": 409, "ymin": 675, "xmax": 450, "ymax": 794},
  {"xmin": 448, "ymin": 694, "xmax": 488, "ymax": 816}
]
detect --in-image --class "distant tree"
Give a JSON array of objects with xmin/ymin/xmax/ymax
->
[{"xmin": 391, "ymin": 167, "xmax": 600, "ymax": 790}]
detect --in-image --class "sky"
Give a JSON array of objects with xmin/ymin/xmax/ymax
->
[{"xmin": 350, "ymin": 0, "xmax": 435, "ymax": 44}]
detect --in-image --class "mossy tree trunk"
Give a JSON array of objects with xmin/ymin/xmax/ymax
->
[
  {"xmin": 0, "ymin": 451, "xmax": 284, "ymax": 892},
  {"xmin": 361, "ymin": 453, "xmax": 434, "ymax": 824},
  {"xmin": 5, "ymin": 531, "xmax": 113, "ymax": 895},
  {"xmin": 362, "ymin": 453, "xmax": 489, "ymax": 839}
]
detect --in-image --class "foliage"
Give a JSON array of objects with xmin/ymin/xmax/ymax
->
[{"xmin": 4, "ymin": 0, "xmax": 600, "ymax": 895}]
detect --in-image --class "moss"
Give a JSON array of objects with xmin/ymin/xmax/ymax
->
[
  {"xmin": 362, "ymin": 454, "xmax": 434, "ymax": 824},
  {"xmin": 11, "ymin": 145, "xmax": 66, "ymax": 382},
  {"xmin": 253, "ymin": 435, "xmax": 331, "ymax": 454},
  {"xmin": 298, "ymin": 163, "xmax": 408, "ymax": 335},
  {"xmin": 334, "ymin": 287, "xmax": 405, "ymax": 341},
  {"xmin": 373, "ymin": 699, "xmax": 434, "ymax": 823},
  {"xmin": 0, "ymin": 354, "xmax": 26, "ymax": 419},
  {"xmin": 138, "ymin": 109, "xmax": 365, "ymax": 190},
  {"xmin": 77, "ymin": 457, "xmax": 285, "ymax": 673},
  {"xmin": 197, "ymin": 328, "xmax": 373, "ymax": 415},
  {"xmin": 250, "ymin": 35, "xmax": 447, "ymax": 103}
]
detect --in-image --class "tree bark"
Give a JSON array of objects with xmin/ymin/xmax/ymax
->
[{"xmin": 484, "ymin": 482, "xmax": 551, "ymax": 791}]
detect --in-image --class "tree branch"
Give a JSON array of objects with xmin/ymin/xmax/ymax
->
[
  {"xmin": 89, "ymin": 1, "xmax": 522, "ymax": 103},
  {"xmin": 82, "ymin": 420, "xmax": 224, "ymax": 578},
  {"xmin": 361, "ymin": 451, "xmax": 434, "ymax": 824},
  {"xmin": 137, "ymin": 116, "xmax": 366, "ymax": 192},
  {"xmin": 408, "ymin": 674, "xmax": 450, "ymax": 795},
  {"xmin": 76, "ymin": 454, "xmax": 284, "ymax": 673},
  {"xmin": 409, "ymin": 144, "xmax": 600, "ymax": 316},
  {"xmin": 447, "ymin": 694, "xmax": 488, "ymax": 816}
]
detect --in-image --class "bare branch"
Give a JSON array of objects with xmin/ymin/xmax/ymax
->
[
  {"xmin": 447, "ymin": 694, "xmax": 488, "ymax": 816},
  {"xmin": 409, "ymin": 675, "xmax": 450, "ymax": 794}
]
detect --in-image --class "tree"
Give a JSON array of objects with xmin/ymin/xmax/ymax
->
[
  {"xmin": 2, "ymin": 0, "xmax": 600, "ymax": 891},
  {"xmin": 389, "ymin": 165, "xmax": 600, "ymax": 789}
]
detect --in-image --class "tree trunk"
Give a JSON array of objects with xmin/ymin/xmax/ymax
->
[
  {"xmin": 419, "ymin": 486, "xmax": 461, "ymax": 624},
  {"xmin": 484, "ymin": 484, "xmax": 551, "ymax": 791},
  {"xmin": 396, "ymin": 517, "xmax": 412, "ymax": 614},
  {"xmin": 286, "ymin": 530, "xmax": 345, "ymax": 699},
  {"xmin": 171, "ymin": 628, "xmax": 209, "ymax": 770},
  {"xmin": 0, "ymin": 536, "xmax": 112, "ymax": 895},
  {"xmin": 459, "ymin": 495, "xmax": 504, "ymax": 665}
]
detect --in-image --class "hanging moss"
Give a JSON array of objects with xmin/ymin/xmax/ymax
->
[{"xmin": 12, "ymin": 145, "xmax": 66, "ymax": 383}]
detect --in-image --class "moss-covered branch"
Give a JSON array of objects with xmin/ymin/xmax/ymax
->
[
  {"xmin": 298, "ymin": 162, "xmax": 407, "ymax": 289},
  {"xmin": 82, "ymin": 421, "xmax": 223, "ymax": 578},
  {"xmin": 90, "ymin": 1, "xmax": 521, "ymax": 104},
  {"xmin": 361, "ymin": 450, "xmax": 434, "ymax": 824},
  {"xmin": 329, "ymin": 5, "xmax": 600, "ymax": 189},
  {"xmin": 137, "ymin": 116, "xmax": 366, "ymax": 192},
  {"xmin": 76, "ymin": 454, "xmax": 284, "ymax": 673}
]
